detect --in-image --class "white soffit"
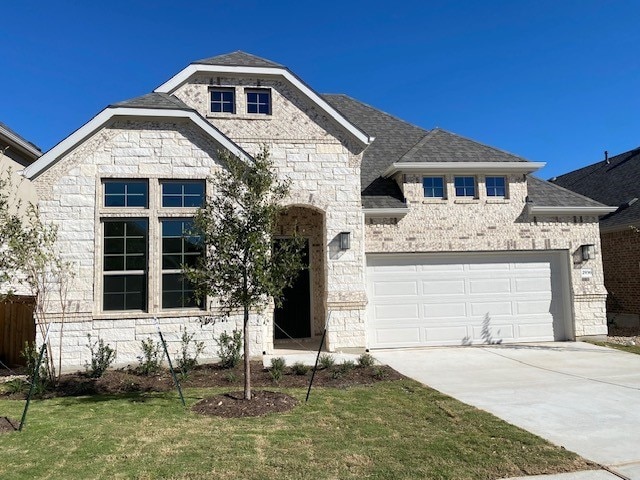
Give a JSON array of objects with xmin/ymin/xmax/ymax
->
[
  {"xmin": 154, "ymin": 64, "xmax": 373, "ymax": 146},
  {"xmin": 23, "ymin": 107, "xmax": 250, "ymax": 179},
  {"xmin": 382, "ymin": 162, "xmax": 546, "ymax": 177},
  {"xmin": 363, "ymin": 207, "xmax": 410, "ymax": 218},
  {"xmin": 527, "ymin": 205, "xmax": 617, "ymax": 216}
]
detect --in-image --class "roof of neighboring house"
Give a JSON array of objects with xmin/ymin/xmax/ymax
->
[
  {"xmin": 553, "ymin": 147, "xmax": 640, "ymax": 229},
  {"xmin": 194, "ymin": 51, "xmax": 284, "ymax": 68},
  {"xmin": 0, "ymin": 121, "xmax": 42, "ymax": 162},
  {"xmin": 111, "ymin": 92, "xmax": 193, "ymax": 110},
  {"xmin": 323, "ymin": 94, "xmax": 599, "ymax": 211}
]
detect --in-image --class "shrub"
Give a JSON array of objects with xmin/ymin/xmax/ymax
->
[
  {"xmin": 270, "ymin": 357, "xmax": 286, "ymax": 382},
  {"xmin": 175, "ymin": 327, "xmax": 205, "ymax": 376},
  {"xmin": 21, "ymin": 341, "xmax": 51, "ymax": 392},
  {"xmin": 4, "ymin": 378, "xmax": 27, "ymax": 395},
  {"xmin": 216, "ymin": 329, "xmax": 243, "ymax": 368},
  {"xmin": 318, "ymin": 353, "xmax": 335, "ymax": 369},
  {"xmin": 137, "ymin": 337, "xmax": 162, "ymax": 376},
  {"xmin": 339, "ymin": 359, "xmax": 356, "ymax": 373},
  {"xmin": 357, "ymin": 353, "xmax": 375, "ymax": 368},
  {"xmin": 372, "ymin": 366, "xmax": 388, "ymax": 380},
  {"xmin": 223, "ymin": 371, "xmax": 238, "ymax": 383},
  {"xmin": 291, "ymin": 361, "xmax": 309, "ymax": 376},
  {"xmin": 85, "ymin": 334, "xmax": 116, "ymax": 378}
]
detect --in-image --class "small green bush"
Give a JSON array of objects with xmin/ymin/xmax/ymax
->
[
  {"xmin": 357, "ymin": 353, "xmax": 375, "ymax": 367},
  {"xmin": 4, "ymin": 378, "xmax": 27, "ymax": 394},
  {"xmin": 291, "ymin": 362, "xmax": 309, "ymax": 376},
  {"xmin": 137, "ymin": 337, "xmax": 162, "ymax": 376},
  {"xmin": 175, "ymin": 327, "xmax": 205, "ymax": 376},
  {"xmin": 216, "ymin": 329, "xmax": 243, "ymax": 368},
  {"xmin": 223, "ymin": 371, "xmax": 238, "ymax": 383},
  {"xmin": 270, "ymin": 357, "xmax": 286, "ymax": 382},
  {"xmin": 339, "ymin": 359, "xmax": 356, "ymax": 373},
  {"xmin": 85, "ymin": 334, "xmax": 116, "ymax": 378},
  {"xmin": 372, "ymin": 366, "xmax": 388, "ymax": 380},
  {"xmin": 318, "ymin": 353, "xmax": 335, "ymax": 369},
  {"xmin": 21, "ymin": 342, "xmax": 51, "ymax": 392}
]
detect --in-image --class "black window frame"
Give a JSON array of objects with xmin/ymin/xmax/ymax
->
[
  {"xmin": 485, "ymin": 176, "xmax": 507, "ymax": 198},
  {"xmin": 454, "ymin": 176, "xmax": 477, "ymax": 198},
  {"xmin": 161, "ymin": 180, "xmax": 205, "ymax": 208},
  {"xmin": 422, "ymin": 176, "xmax": 446, "ymax": 198},
  {"xmin": 103, "ymin": 180, "xmax": 148, "ymax": 208},
  {"xmin": 209, "ymin": 87, "xmax": 235, "ymax": 114},
  {"xmin": 245, "ymin": 88, "xmax": 271, "ymax": 115}
]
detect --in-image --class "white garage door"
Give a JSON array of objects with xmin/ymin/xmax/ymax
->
[{"xmin": 366, "ymin": 252, "xmax": 570, "ymax": 348}]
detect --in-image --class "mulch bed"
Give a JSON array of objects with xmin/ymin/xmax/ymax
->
[
  {"xmin": 192, "ymin": 390, "xmax": 298, "ymax": 417},
  {"xmin": 0, "ymin": 360, "xmax": 402, "ymax": 418},
  {"xmin": 0, "ymin": 417, "xmax": 18, "ymax": 434}
]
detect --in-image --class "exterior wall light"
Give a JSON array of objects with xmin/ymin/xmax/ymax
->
[
  {"xmin": 339, "ymin": 231, "xmax": 351, "ymax": 250},
  {"xmin": 581, "ymin": 244, "xmax": 595, "ymax": 261}
]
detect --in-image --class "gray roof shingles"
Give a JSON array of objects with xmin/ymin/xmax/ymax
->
[
  {"xmin": 194, "ymin": 51, "xmax": 283, "ymax": 68},
  {"xmin": 111, "ymin": 92, "xmax": 193, "ymax": 110},
  {"xmin": 553, "ymin": 147, "xmax": 640, "ymax": 229},
  {"xmin": 527, "ymin": 176, "xmax": 606, "ymax": 208}
]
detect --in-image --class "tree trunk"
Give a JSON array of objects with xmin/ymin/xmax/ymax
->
[{"xmin": 243, "ymin": 304, "xmax": 251, "ymax": 400}]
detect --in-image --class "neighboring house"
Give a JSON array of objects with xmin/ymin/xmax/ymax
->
[
  {"xmin": 553, "ymin": 148, "xmax": 640, "ymax": 327},
  {"xmin": 0, "ymin": 121, "xmax": 40, "ymax": 210},
  {"xmin": 17, "ymin": 51, "xmax": 615, "ymax": 369}
]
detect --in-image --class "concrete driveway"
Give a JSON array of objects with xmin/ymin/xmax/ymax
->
[{"xmin": 373, "ymin": 342, "xmax": 640, "ymax": 479}]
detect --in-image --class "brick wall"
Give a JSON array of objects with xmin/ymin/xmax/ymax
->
[{"xmin": 601, "ymin": 228, "xmax": 640, "ymax": 316}]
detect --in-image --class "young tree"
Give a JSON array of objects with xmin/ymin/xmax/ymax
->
[{"xmin": 185, "ymin": 148, "xmax": 305, "ymax": 400}]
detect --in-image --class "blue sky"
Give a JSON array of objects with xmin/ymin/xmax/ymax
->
[{"xmin": 1, "ymin": 0, "xmax": 638, "ymax": 178}]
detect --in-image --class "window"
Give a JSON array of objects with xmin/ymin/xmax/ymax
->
[
  {"xmin": 486, "ymin": 176, "xmax": 506, "ymax": 197},
  {"xmin": 423, "ymin": 177, "xmax": 445, "ymax": 198},
  {"xmin": 246, "ymin": 89, "xmax": 271, "ymax": 114},
  {"xmin": 161, "ymin": 219, "xmax": 203, "ymax": 309},
  {"xmin": 103, "ymin": 220, "xmax": 148, "ymax": 310},
  {"xmin": 454, "ymin": 176, "xmax": 476, "ymax": 197},
  {"xmin": 210, "ymin": 88, "xmax": 235, "ymax": 113},
  {"xmin": 161, "ymin": 181, "xmax": 205, "ymax": 208},
  {"xmin": 104, "ymin": 180, "xmax": 148, "ymax": 207}
]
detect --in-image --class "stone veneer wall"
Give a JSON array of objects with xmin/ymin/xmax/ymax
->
[
  {"xmin": 174, "ymin": 75, "xmax": 369, "ymax": 351},
  {"xmin": 365, "ymin": 173, "xmax": 608, "ymax": 337}
]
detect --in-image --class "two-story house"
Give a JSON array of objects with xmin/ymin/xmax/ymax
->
[{"xmin": 17, "ymin": 52, "xmax": 614, "ymax": 369}]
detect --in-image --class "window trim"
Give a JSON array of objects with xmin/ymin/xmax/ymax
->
[
  {"xmin": 422, "ymin": 176, "xmax": 446, "ymax": 199},
  {"xmin": 485, "ymin": 176, "xmax": 508, "ymax": 198},
  {"xmin": 245, "ymin": 88, "xmax": 272, "ymax": 115},
  {"xmin": 161, "ymin": 180, "xmax": 206, "ymax": 208},
  {"xmin": 103, "ymin": 179, "xmax": 149, "ymax": 208},
  {"xmin": 454, "ymin": 176, "xmax": 477, "ymax": 198},
  {"xmin": 209, "ymin": 87, "xmax": 236, "ymax": 114}
]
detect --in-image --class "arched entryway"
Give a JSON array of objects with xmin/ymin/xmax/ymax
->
[{"xmin": 274, "ymin": 205, "xmax": 326, "ymax": 341}]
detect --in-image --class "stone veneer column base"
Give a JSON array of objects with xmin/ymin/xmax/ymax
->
[
  {"xmin": 324, "ymin": 301, "xmax": 367, "ymax": 351},
  {"xmin": 573, "ymin": 294, "xmax": 608, "ymax": 337}
]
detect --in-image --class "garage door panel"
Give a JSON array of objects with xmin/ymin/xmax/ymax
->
[
  {"xmin": 423, "ymin": 303, "xmax": 466, "ymax": 318},
  {"xmin": 373, "ymin": 280, "xmax": 418, "ymax": 296},
  {"xmin": 470, "ymin": 301, "xmax": 513, "ymax": 316},
  {"xmin": 421, "ymin": 280, "xmax": 466, "ymax": 295},
  {"xmin": 367, "ymin": 252, "xmax": 569, "ymax": 349},
  {"xmin": 469, "ymin": 278, "xmax": 512, "ymax": 294}
]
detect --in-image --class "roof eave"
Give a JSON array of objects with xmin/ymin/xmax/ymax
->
[
  {"xmin": 153, "ymin": 64, "xmax": 373, "ymax": 147},
  {"xmin": 0, "ymin": 125, "xmax": 41, "ymax": 161},
  {"xmin": 382, "ymin": 162, "xmax": 546, "ymax": 177},
  {"xmin": 527, "ymin": 205, "xmax": 618, "ymax": 216},
  {"xmin": 23, "ymin": 106, "xmax": 251, "ymax": 180},
  {"xmin": 363, "ymin": 207, "xmax": 410, "ymax": 218}
]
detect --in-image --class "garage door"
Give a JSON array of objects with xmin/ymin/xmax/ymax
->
[{"xmin": 366, "ymin": 252, "xmax": 570, "ymax": 348}]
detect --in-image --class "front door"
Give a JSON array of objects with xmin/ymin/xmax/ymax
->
[{"xmin": 274, "ymin": 239, "xmax": 311, "ymax": 339}]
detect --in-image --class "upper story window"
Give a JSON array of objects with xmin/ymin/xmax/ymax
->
[
  {"xmin": 246, "ymin": 89, "xmax": 271, "ymax": 115},
  {"xmin": 454, "ymin": 176, "xmax": 476, "ymax": 197},
  {"xmin": 161, "ymin": 181, "xmax": 205, "ymax": 208},
  {"xmin": 486, "ymin": 176, "xmax": 507, "ymax": 197},
  {"xmin": 210, "ymin": 88, "xmax": 235, "ymax": 114},
  {"xmin": 423, "ymin": 177, "xmax": 445, "ymax": 198},
  {"xmin": 104, "ymin": 180, "xmax": 148, "ymax": 208}
]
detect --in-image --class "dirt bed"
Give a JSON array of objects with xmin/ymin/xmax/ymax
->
[
  {"xmin": 192, "ymin": 390, "xmax": 298, "ymax": 417},
  {"xmin": 0, "ymin": 417, "xmax": 18, "ymax": 434}
]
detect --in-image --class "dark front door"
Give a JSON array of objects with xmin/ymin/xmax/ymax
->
[{"xmin": 274, "ymin": 239, "xmax": 311, "ymax": 339}]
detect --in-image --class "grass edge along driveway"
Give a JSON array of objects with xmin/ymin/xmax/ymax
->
[{"xmin": 0, "ymin": 380, "xmax": 592, "ymax": 480}]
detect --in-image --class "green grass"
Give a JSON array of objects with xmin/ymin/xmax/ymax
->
[
  {"xmin": 0, "ymin": 381, "xmax": 589, "ymax": 480},
  {"xmin": 585, "ymin": 339, "xmax": 640, "ymax": 355}
]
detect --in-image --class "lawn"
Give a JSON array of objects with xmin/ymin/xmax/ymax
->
[
  {"xmin": 0, "ymin": 380, "xmax": 590, "ymax": 480},
  {"xmin": 585, "ymin": 340, "xmax": 640, "ymax": 355}
]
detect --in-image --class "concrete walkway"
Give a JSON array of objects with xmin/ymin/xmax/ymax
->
[{"xmin": 373, "ymin": 342, "xmax": 640, "ymax": 479}]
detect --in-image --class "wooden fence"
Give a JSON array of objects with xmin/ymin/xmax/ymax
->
[{"xmin": 0, "ymin": 296, "xmax": 35, "ymax": 367}]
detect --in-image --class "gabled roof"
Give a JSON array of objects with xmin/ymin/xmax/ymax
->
[
  {"xmin": 111, "ymin": 92, "xmax": 192, "ymax": 110},
  {"xmin": 553, "ymin": 147, "xmax": 640, "ymax": 229},
  {"xmin": 23, "ymin": 93, "xmax": 251, "ymax": 180},
  {"xmin": 154, "ymin": 52, "xmax": 373, "ymax": 147},
  {"xmin": 0, "ymin": 121, "xmax": 42, "ymax": 162},
  {"xmin": 194, "ymin": 51, "xmax": 284, "ymax": 68}
]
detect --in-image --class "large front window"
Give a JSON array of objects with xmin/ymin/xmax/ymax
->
[{"xmin": 103, "ymin": 220, "xmax": 148, "ymax": 311}]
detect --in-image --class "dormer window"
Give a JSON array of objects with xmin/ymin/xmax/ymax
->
[
  {"xmin": 486, "ymin": 176, "xmax": 506, "ymax": 197},
  {"xmin": 454, "ymin": 176, "xmax": 476, "ymax": 197},
  {"xmin": 210, "ymin": 88, "xmax": 235, "ymax": 113},
  {"xmin": 246, "ymin": 89, "xmax": 271, "ymax": 115}
]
